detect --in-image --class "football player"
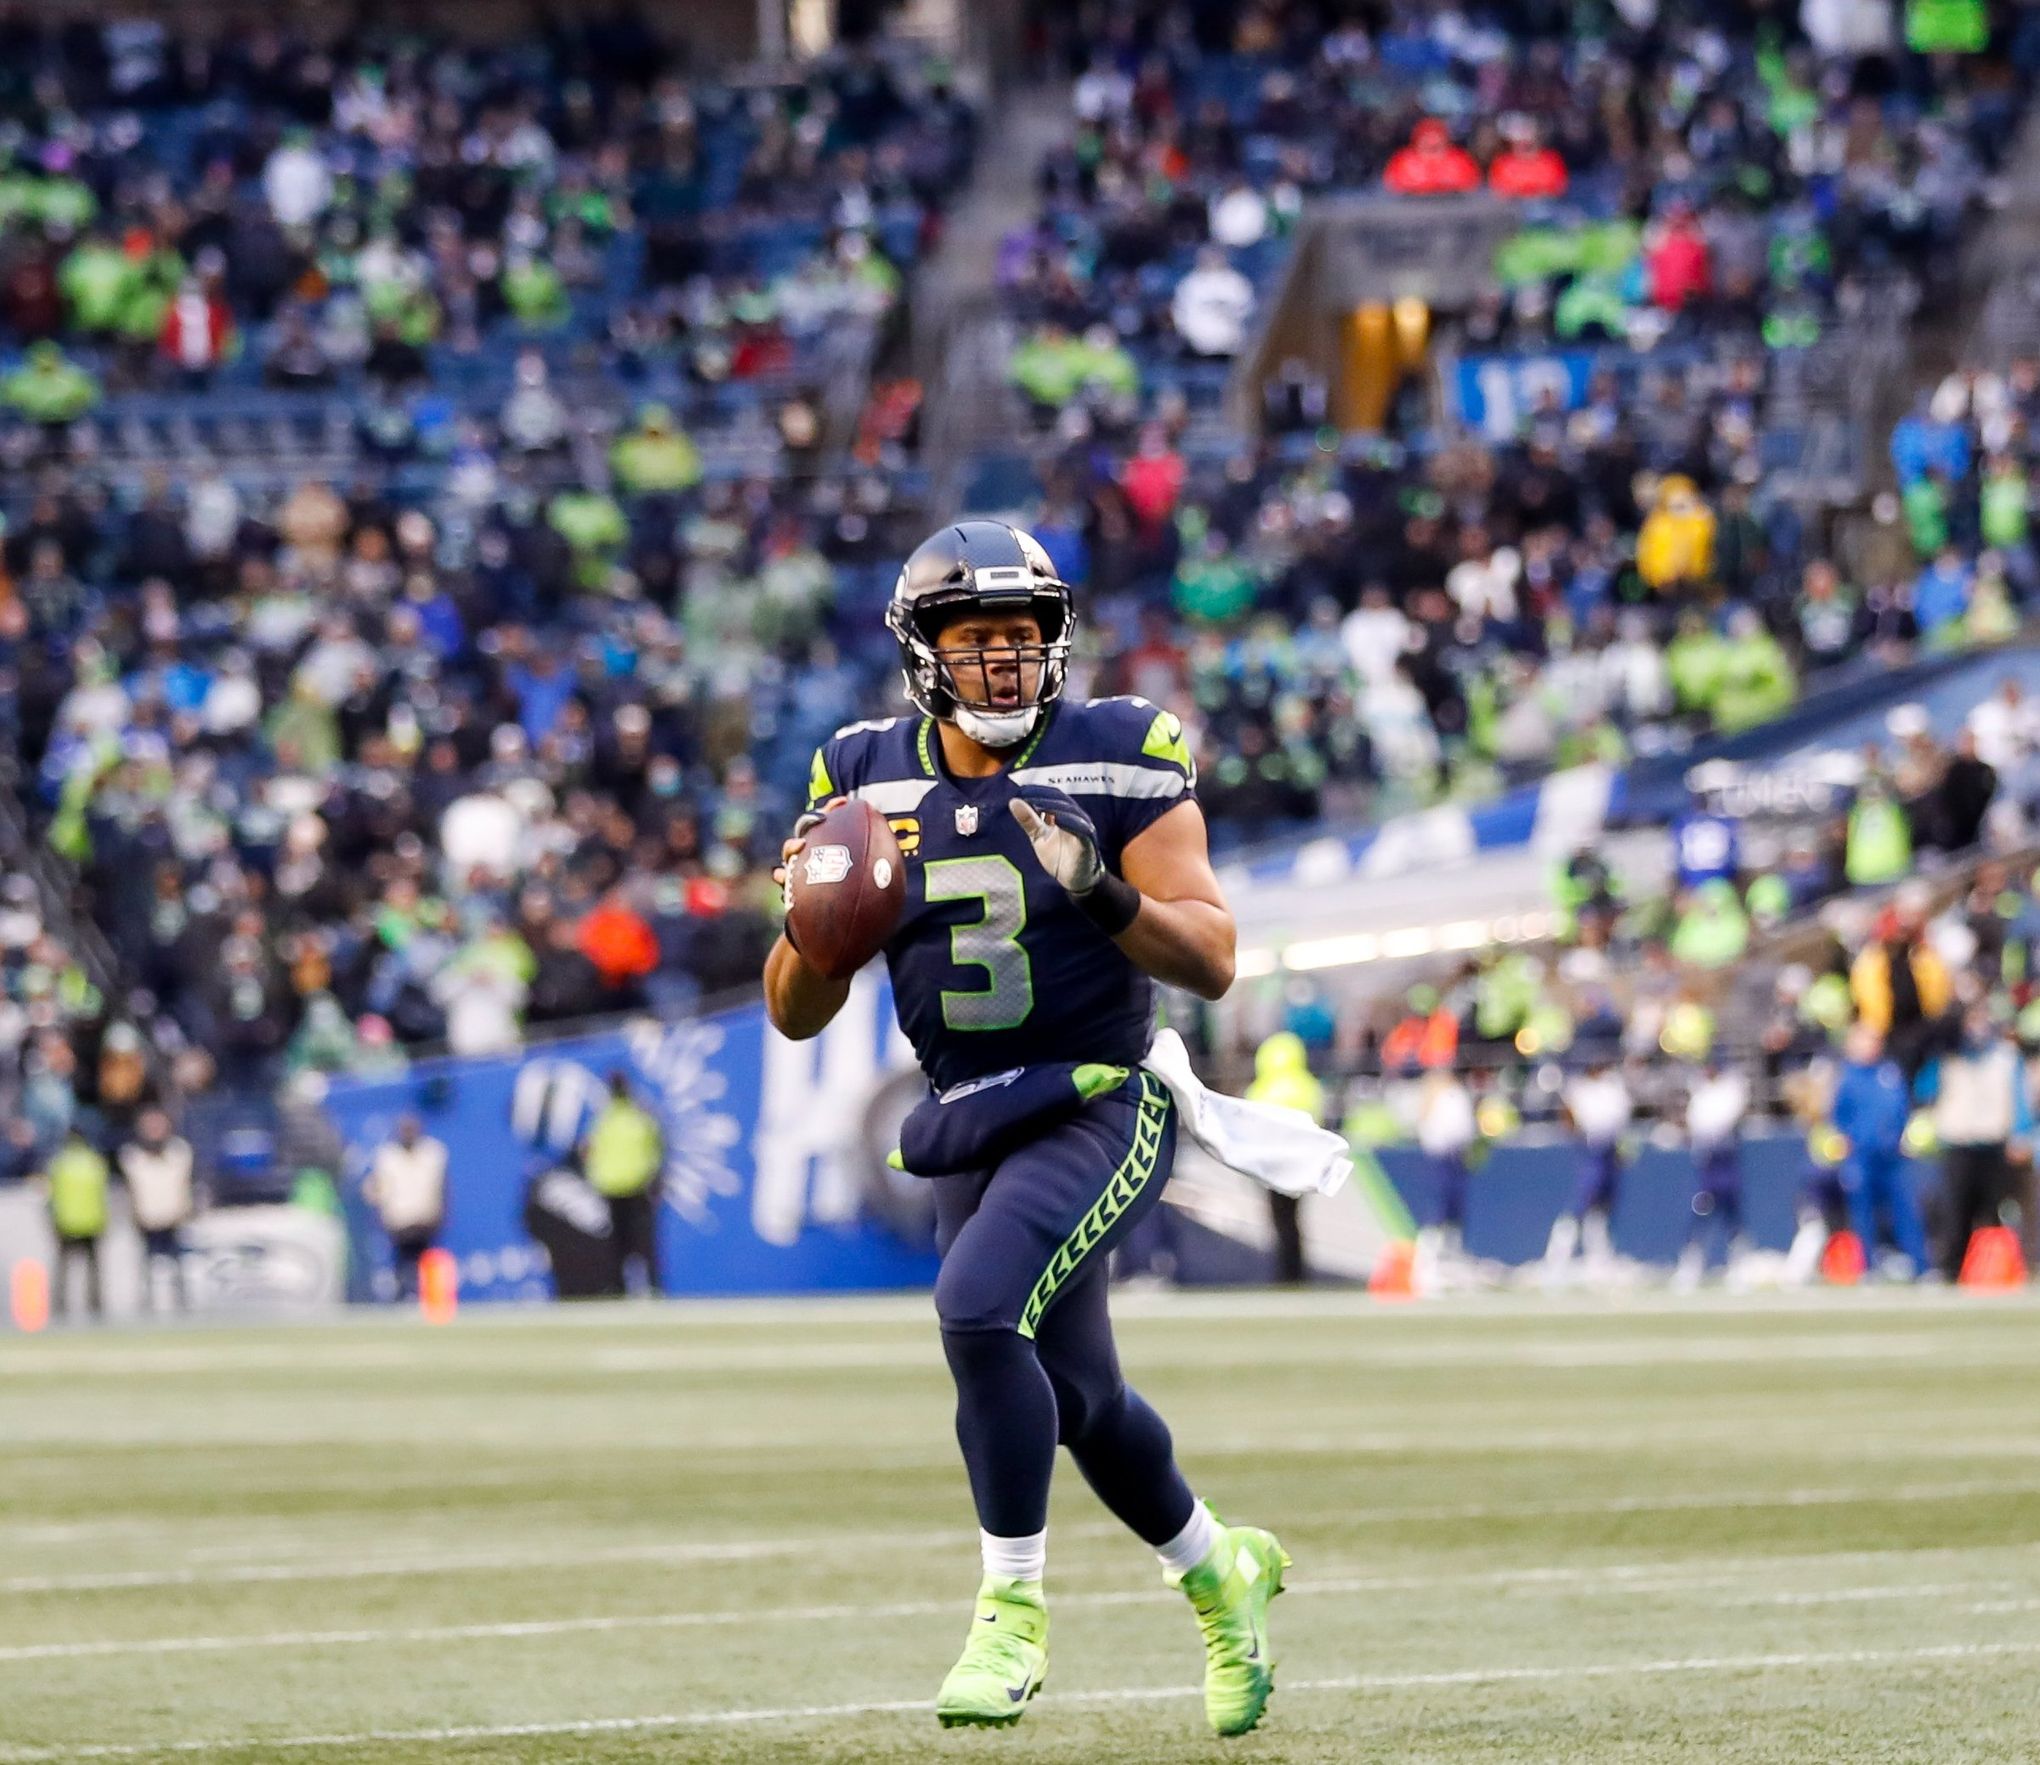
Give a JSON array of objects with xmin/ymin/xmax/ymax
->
[{"xmin": 764, "ymin": 522, "xmax": 1289, "ymax": 1734}]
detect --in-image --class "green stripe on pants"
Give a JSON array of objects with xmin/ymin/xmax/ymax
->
[{"xmin": 1017, "ymin": 1072, "xmax": 1170, "ymax": 1341}]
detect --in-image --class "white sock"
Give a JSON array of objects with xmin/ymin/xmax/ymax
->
[
  {"xmin": 980, "ymin": 1528, "xmax": 1046, "ymax": 1584},
  {"xmin": 1155, "ymin": 1500, "xmax": 1221, "ymax": 1576}
]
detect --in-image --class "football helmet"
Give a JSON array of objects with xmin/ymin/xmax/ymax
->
[{"xmin": 887, "ymin": 521, "xmax": 1074, "ymax": 748}]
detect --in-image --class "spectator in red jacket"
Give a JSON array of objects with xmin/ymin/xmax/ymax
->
[
  {"xmin": 1488, "ymin": 118, "xmax": 1568, "ymax": 200},
  {"xmin": 1647, "ymin": 203, "xmax": 1713, "ymax": 312},
  {"xmin": 160, "ymin": 276, "xmax": 233, "ymax": 380},
  {"xmin": 579, "ymin": 897, "xmax": 661, "ymax": 991},
  {"xmin": 1384, "ymin": 119, "xmax": 1480, "ymax": 196},
  {"xmin": 1120, "ymin": 424, "xmax": 1186, "ymax": 535}
]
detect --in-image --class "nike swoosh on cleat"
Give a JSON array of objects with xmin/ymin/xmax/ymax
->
[
  {"xmin": 977, "ymin": 1614, "xmax": 997, "ymax": 1623},
  {"xmin": 1006, "ymin": 1682, "xmax": 1031, "ymax": 1702}
]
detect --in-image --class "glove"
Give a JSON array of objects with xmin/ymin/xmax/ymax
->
[
  {"xmin": 1009, "ymin": 788, "xmax": 1105, "ymax": 894},
  {"xmin": 1009, "ymin": 788, "xmax": 1140, "ymax": 935}
]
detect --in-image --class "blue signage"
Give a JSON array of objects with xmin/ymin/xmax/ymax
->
[
  {"xmin": 1453, "ymin": 350, "xmax": 1597, "ymax": 440},
  {"xmin": 321, "ymin": 977, "xmax": 939, "ymax": 1304}
]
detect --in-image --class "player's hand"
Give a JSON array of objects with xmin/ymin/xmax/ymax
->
[
  {"xmin": 774, "ymin": 797, "xmax": 848, "ymax": 889},
  {"xmin": 1010, "ymin": 789, "xmax": 1107, "ymax": 896}
]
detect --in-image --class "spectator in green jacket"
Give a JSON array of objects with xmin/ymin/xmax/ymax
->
[
  {"xmin": 1903, "ymin": 470, "xmax": 1951, "ymax": 556},
  {"xmin": 1712, "ymin": 610, "xmax": 1797, "ymax": 732},
  {"xmin": 1980, "ymin": 454, "xmax": 2030, "ymax": 554},
  {"xmin": 584, "ymin": 1070, "xmax": 666, "ymax": 1296},
  {"xmin": 1010, "ymin": 323, "xmax": 1088, "ymax": 408},
  {"xmin": 1665, "ymin": 613, "xmax": 1728, "ymax": 718},
  {"xmin": 503, "ymin": 249, "xmax": 571, "ymax": 329},
  {"xmin": 43, "ymin": 1128, "xmax": 110, "ymax": 1319},
  {"xmin": 2, "ymin": 341, "xmax": 100, "ymax": 423},
  {"xmin": 0, "ymin": 167, "xmax": 93, "ymax": 232},
  {"xmin": 1009, "ymin": 322, "xmax": 1139, "ymax": 410},
  {"xmin": 610, "ymin": 404, "xmax": 703, "ymax": 496},
  {"xmin": 1171, "ymin": 529, "xmax": 1258, "ymax": 624},
  {"xmin": 58, "ymin": 228, "xmax": 138, "ymax": 334},
  {"xmin": 547, "ymin": 485, "xmax": 629, "ymax": 588},
  {"xmin": 1670, "ymin": 879, "xmax": 1751, "ymax": 970},
  {"xmin": 1074, "ymin": 324, "xmax": 1139, "ymax": 400}
]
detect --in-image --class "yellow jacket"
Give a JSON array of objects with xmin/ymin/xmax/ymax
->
[
  {"xmin": 1849, "ymin": 943, "xmax": 1952, "ymax": 1036},
  {"xmin": 1245, "ymin": 1032, "xmax": 1326, "ymax": 1122},
  {"xmin": 1636, "ymin": 475, "xmax": 1716, "ymax": 589}
]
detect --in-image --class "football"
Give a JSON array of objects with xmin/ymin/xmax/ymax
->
[{"xmin": 784, "ymin": 798, "xmax": 907, "ymax": 980}]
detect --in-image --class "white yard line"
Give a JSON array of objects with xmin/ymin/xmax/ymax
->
[
  {"xmin": 16, "ymin": 1420, "xmax": 2039, "ymax": 1467},
  {"xmin": 2, "ymin": 1551, "xmax": 2028, "ymax": 1665},
  {"xmin": 580, "ymin": 1331, "xmax": 2038, "ymax": 1372},
  {"xmin": 7, "ymin": 1324, "xmax": 2032, "ymax": 1380},
  {"xmin": 0, "ymin": 1525, "xmax": 995, "ymax": 1595},
  {"xmin": 10, "ymin": 1476, "xmax": 2038, "ymax": 1597},
  {"xmin": 4, "ymin": 1638, "xmax": 2037, "ymax": 1761},
  {"xmin": 3, "ymin": 1284, "xmax": 2033, "ymax": 1368},
  {"xmin": 1361, "ymin": 1474, "xmax": 2040, "ymax": 1526}
]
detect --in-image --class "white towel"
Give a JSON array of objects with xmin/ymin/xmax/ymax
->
[{"xmin": 1141, "ymin": 1028, "xmax": 1351, "ymax": 1197}]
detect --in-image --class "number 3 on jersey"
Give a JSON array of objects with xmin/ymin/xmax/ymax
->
[{"xmin": 924, "ymin": 855, "xmax": 1034, "ymax": 1032}]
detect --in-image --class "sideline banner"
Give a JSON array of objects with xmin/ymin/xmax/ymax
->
[{"xmin": 319, "ymin": 974, "xmax": 940, "ymax": 1303}]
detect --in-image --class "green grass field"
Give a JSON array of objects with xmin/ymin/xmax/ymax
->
[{"xmin": 3, "ymin": 1288, "xmax": 2039, "ymax": 1764}]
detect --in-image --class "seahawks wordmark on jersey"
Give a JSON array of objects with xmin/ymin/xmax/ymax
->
[{"xmin": 807, "ymin": 697, "xmax": 1196, "ymax": 1094}]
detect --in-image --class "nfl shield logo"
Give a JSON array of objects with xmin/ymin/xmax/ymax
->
[{"xmin": 954, "ymin": 804, "xmax": 979, "ymax": 837}]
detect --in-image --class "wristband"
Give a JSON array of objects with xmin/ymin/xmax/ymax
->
[{"xmin": 1075, "ymin": 871, "xmax": 1141, "ymax": 937}]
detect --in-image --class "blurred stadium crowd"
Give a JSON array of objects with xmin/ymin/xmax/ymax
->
[
  {"xmin": 2, "ymin": 0, "xmax": 2039, "ymax": 1295},
  {"xmin": 993, "ymin": 0, "xmax": 2037, "ymax": 836}
]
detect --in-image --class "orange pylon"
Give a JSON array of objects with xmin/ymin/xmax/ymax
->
[
  {"xmin": 418, "ymin": 1248, "xmax": 459, "ymax": 1324},
  {"xmin": 1370, "ymin": 1240, "xmax": 1416, "ymax": 1302},
  {"xmin": 1958, "ymin": 1226, "xmax": 2027, "ymax": 1290},
  {"xmin": 10, "ymin": 1260, "xmax": 49, "ymax": 1332},
  {"xmin": 1820, "ymin": 1230, "xmax": 1866, "ymax": 1286}
]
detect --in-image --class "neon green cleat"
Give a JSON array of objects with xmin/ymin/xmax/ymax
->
[
  {"xmin": 1169, "ymin": 1509, "xmax": 1291, "ymax": 1737},
  {"xmin": 934, "ymin": 1575, "xmax": 1050, "ymax": 1728}
]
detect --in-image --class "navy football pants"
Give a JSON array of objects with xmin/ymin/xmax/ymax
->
[
  {"xmin": 931, "ymin": 1071, "xmax": 1198, "ymax": 1546},
  {"xmin": 1571, "ymin": 1143, "xmax": 1624, "ymax": 1218}
]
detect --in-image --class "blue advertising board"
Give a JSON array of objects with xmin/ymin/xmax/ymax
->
[
  {"xmin": 1376, "ymin": 1132, "xmax": 1934, "ymax": 1266},
  {"xmin": 1452, "ymin": 349, "xmax": 1597, "ymax": 440},
  {"xmin": 322, "ymin": 974, "xmax": 939, "ymax": 1303}
]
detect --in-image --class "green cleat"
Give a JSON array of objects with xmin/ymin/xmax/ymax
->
[
  {"xmin": 1169, "ymin": 1509, "xmax": 1291, "ymax": 1737},
  {"xmin": 935, "ymin": 1575, "xmax": 1050, "ymax": 1728}
]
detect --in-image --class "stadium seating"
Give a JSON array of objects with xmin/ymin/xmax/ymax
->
[
  {"xmin": 0, "ymin": 16, "xmax": 966, "ymax": 1147},
  {"xmin": 5, "ymin": 1, "xmax": 2040, "ymax": 1245},
  {"xmin": 964, "ymin": 1, "xmax": 2037, "ymax": 847}
]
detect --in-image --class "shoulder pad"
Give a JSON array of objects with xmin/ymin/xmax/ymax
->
[
  {"xmin": 810, "ymin": 715, "xmax": 930, "ymax": 813},
  {"xmin": 1079, "ymin": 695, "xmax": 1197, "ymax": 785}
]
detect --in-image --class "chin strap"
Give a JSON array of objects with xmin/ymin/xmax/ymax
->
[{"xmin": 952, "ymin": 704, "xmax": 1039, "ymax": 748}]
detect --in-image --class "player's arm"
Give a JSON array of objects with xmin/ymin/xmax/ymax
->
[
  {"xmin": 1011, "ymin": 793, "xmax": 1236, "ymax": 1001},
  {"xmin": 763, "ymin": 796, "xmax": 854, "ymax": 1040},
  {"xmin": 1113, "ymin": 799, "xmax": 1236, "ymax": 999}
]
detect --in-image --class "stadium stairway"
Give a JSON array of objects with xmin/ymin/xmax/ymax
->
[
  {"xmin": 1907, "ymin": 91, "xmax": 2040, "ymax": 412},
  {"xmin": 910, "ymin": 82, "xmax": 1072, "ymax": 507}
]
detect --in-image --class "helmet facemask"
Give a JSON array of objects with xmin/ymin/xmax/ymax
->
[{"xmin": 890, "ymin": 579, "xmax": 1074, "ymax": 748}]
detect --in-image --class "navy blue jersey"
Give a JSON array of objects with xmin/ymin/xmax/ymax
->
[
  {"xmin": 1672, "ymin": 811, "xmax": 1740, "ymax": 889},
  {"xmin": 806, "ymin": 698, "xmax": 1198, "ymax": 1092}
]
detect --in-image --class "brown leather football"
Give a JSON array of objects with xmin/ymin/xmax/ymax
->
[{"xmin": 784, "ymin": 798, "xmax": 907, "ymax": 980}]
